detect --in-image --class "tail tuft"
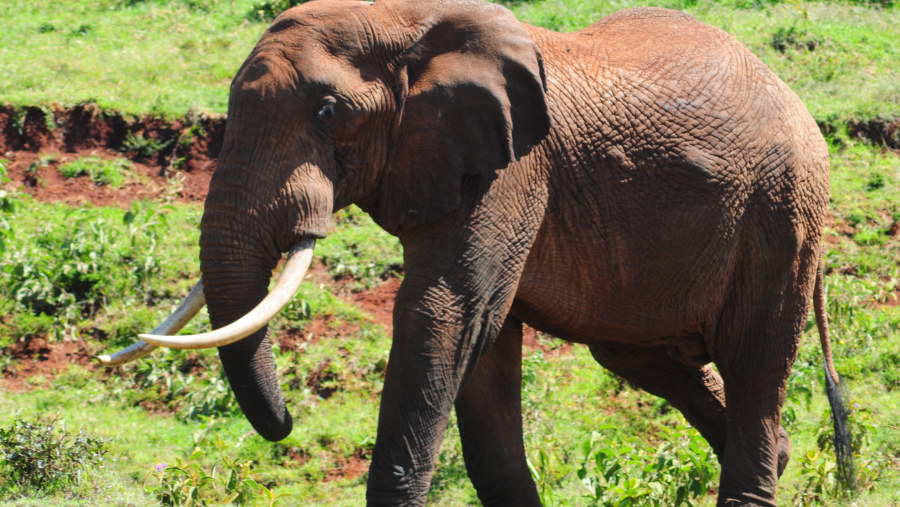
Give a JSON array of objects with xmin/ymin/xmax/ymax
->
[
  {"xmin": 814, "ymin": 258, "xmax": 857, "ymax": 492},
  {"xmin": 823, "ymin": 364, "xmax": 856, "ymax": 491}
]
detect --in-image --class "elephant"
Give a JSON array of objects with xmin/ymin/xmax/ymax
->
[{"xmin": 100, "ymin": 0, "xmax": 855, "ymax": 505}]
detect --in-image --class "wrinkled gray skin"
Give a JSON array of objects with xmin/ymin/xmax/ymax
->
[{"xmin": 200, "ymin": 0, "xmax": 831, "ymax": 505}]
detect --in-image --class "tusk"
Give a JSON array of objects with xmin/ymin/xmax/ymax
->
[
  {"xmin": 97, "ymin": 281, "xmax": 206, "ymax": 366},
  {"xmin": 138, "ymin": 239, "xmax": 315, "ymax": 350}
]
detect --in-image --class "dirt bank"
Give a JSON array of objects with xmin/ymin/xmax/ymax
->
[{"xmin": 1, "ymin": 103, "xmax": 225, "ymax": 206}]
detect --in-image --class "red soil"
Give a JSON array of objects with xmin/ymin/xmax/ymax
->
[{"xmin": 0, "ymin": 104, "xmax": 403, "ymax": 392}]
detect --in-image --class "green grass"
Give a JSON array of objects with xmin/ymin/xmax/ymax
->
[
  {"xmin": 1, "ymin": 0, "xmax": 899, "ymax": 504},
  {"xmin": 3, "ymin": 141, "xmax": 899, "ymax": 504},
  {"xmin": 0, "ymin": 0, "xmax": 897, "ymax": 123},
  {"xmin": 58, "ymin": 156, "xmax": 132, "ymax": 187},
  {"xmin": 0, "ymin": 0, "xmax": 265, "ymax": 117},
  {"xmin": 0, "ymin": 199, "xmax": 201, "ymax": 346}
]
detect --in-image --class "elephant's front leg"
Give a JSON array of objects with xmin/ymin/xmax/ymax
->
[
  {"xmin": 365, "ymin": 270, "xmax": 523, "ymax": 505},
  {"xmin": 455, "ymin": 317, "xmax": 540, "ymax": 507},
  {"xmin": 365, "ymin": 301, "xmax": 466, "ymax": 506},
  {"xmin": 365, "ymin": 172, "xmax": 547, "ymax": 505}
]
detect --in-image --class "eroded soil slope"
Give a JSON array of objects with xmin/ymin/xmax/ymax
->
[{"xmin": 1, "ymin": 103, "xmax": 224, "ymax": 206}]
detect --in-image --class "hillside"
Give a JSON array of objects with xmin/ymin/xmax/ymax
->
[{"xmin": 1, "ymin": 1, "xmax": 898, "ymax": 505}]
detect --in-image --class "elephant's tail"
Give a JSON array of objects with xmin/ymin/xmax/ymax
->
[{"xmin": 813, "ymin": 259, "xmax": 857, "ymax": 491}]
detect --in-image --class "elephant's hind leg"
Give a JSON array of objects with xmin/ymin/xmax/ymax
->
[
  {"xmin": 587, "ymin": 340, "xmax": 728, "ymax": 458},
  {"xmin": 455, "ymin": 317, "xmax": 541, "ymax": 507},
  {"xmin": 710, "ymin": 241, "xmax": 820, "ymax": 506}
]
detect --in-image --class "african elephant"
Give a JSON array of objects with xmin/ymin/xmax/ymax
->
[{"xmin": 101, "ymin": 0, "xmax": 854, "ymax": 505}]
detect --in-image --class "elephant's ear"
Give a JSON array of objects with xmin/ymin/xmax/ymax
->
[{"xmin": 376, "ymin": 1, "xmax": 550, "ymax": 231}]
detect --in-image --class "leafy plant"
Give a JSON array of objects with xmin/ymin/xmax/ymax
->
[
  {"xmin": 26, "ymin": 153, "xmax": 57, "ymax": 174},
  {"xmin": 248, "ymin": 0, "xmax": 307, "ymax": 22},
  {"xmin": 145, "ymin": 438, "xmax": 279, "ymax": 506},
  {"xmin": 112, "ymin": 350, "xmax": 239, "ymax": 421},
  {"xmin": 58, "ymin": 156, "xmax": 131, "ymax": 187},
  {"xmin": 315, "ymin": 206, "xmax": 402, "ymax": 289},
  {"xmin": 0, "ymin": 413, "xmax": 108, "ymax": 499},
  {"xmin": 0, "ymin": 160, "xmax": 20, "ymax": 254},
  {"xmin": 574, "ymin": 425, "xmax": 718, "ymax": 506},
  {"xmin": 0, "ymin": 201, "xmax": 172, "ymax": 338},
  {"xmin": 770, "ymin": 23, "xmax": 818, "ymax": 53},
  {"xmin": 123, "ymin": 131, "xmax": 173, "ymax": 159}
]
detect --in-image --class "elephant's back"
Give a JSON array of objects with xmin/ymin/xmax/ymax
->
[
  {"xmin": 575, "ymin": 7, "xmax": 830, "ymax": 229},
  {"xmin": 515, "ymin": 12, "xmax": 829, "ymax": 341},
  {"xmin": 529, "ymin": 8, "xmax": 828, "ymax": 208}
]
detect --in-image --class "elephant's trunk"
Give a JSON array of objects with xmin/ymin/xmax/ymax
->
[
  {"xmin": 199, "ymin": 214, "xmax": 289, "ymax": 440},
  {"xmin": 197, "ymin": 178, "xmax": 300, "ymax": 441}
]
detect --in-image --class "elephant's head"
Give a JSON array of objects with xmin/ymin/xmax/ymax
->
[{"xmin": 100, "ymin": 0, "xmax": 549, "ymax": 441}]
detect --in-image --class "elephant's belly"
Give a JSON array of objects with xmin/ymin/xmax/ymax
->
[
  {"xmin": 510, "ymin": 286, "xmax": 687, "ymax": 345},
  {"xmin": 512, "ymin": 228, "xmax": 731, "ymax": 345}
]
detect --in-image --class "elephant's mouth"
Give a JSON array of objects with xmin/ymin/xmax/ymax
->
[{"xmin": 97, "ymin": 238, "xmax": 316, "ymax": 366}]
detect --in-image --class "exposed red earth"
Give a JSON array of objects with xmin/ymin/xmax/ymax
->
[
  {"xmin": 0, "ymin": 104, "xmax": 400, "ymax": 392},
  {"xmin": 1, "ymin": 103, "xmax": 896, "ymax": 390}
]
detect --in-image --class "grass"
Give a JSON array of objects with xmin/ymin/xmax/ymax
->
[
  {"xmin": 0, "ymin": 0, "xmax": 899, "ymax": 505},
  {"xmin": 0, "ymin": 0, "xmax": 897, "ymax": 124},
  {"xmin": 2, "ymin": 142, "xmax": 899, "ymax": 504},
  {"xmin": 0, "ymin": 0, "xmax": 265, "ymax": 117},
  {"xmin": 58, "ymin": 156, "xmax": 132, "ymax": 187}
]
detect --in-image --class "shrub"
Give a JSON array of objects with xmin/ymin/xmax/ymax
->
[
  {"xmin": 122, "ymin": 132, "xmax": 173, "ymax": 159},
  {"xmin": 574, "ymin": 424, "xmax": 718, "ymax": 506},
  {"xmin": 0, "ymin": 201, "xmax": 169, "ymax": 338},
  {"xmin": 0, "ymin": 413, "xmax": 108, "ymax": 499}
]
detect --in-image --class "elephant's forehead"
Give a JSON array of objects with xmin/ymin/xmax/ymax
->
[
  {"xmin": 267, "ymin": 0, "xmax": 385, "ymax": 56},
  {"xmin": 243, "ymin": 3, "xmax": 388, "ymax": 85},
  {"xmin": 235, "ymin": 38, "xmax": 368, "ymax": 102}
]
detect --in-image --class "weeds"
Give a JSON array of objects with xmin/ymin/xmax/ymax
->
[
  {"xmin": 145, "ymin": 438, "xmax": 280, "ymax": 506},
  {"xmin": 58, "ymin": 156, "xmax": 131, "ymax": 187},
  {"xmin": 571, "ymin": 425, "xmax": 718, "ymax": 506},
  {"xmin": 111, "ymin": 351, "xmax": 239, "ymax": 421},
  {"xmin": 0, "ymin": 413, "xmax": 108, "ymax": 499},
  {"xmin": 770, "ymin": 23, "xmax": 819, "ymax": 53},
  {"xmin": 123, "ymin": 132, "xmax": 173, "ymax": 159},
  {"xmin": 0, "ymin": 161, "xmax": 20, "ymax": 253},
  {"xmin": 0, "ymin": 200, "xmax": 176, "ymax": 339},
  {"xmin": 248, "ymin": 0, "xmax": 305, "ymax": 22},
  {"xmin": 26, "ymin": 153, "xmax": 57, "ymax": 175},
  {"xmin": 316, "ymin": 206, "xmax": 402, "ymax": 288}
]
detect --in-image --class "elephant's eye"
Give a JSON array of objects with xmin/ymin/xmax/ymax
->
[{"xmin": 314, "ymin": 97, "xmax": 338, "ymax": 134}]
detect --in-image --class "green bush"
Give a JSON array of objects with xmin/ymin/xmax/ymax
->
[
  {"xmin": 0, "ymin": 201, "xmax": 171, "ymax": 338},
  {"xmin": 0, "ymin": 413, "xmax": 108, "ymax": 499},
  {"xmin": 573, "ymin": 425, "xmax": 719, "ymax": 506},
  {"xmin": 0, "ymin": 160, "xmax": 21, "ymax": 254},
  {"xmin": 122, "ymin": 132, "xmax": 172, "ymax": 159}
]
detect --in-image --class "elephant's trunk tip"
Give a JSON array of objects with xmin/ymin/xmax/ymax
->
[{"xmin": 257, "ymin": 411, "xmax": 294, "ymax": 442}]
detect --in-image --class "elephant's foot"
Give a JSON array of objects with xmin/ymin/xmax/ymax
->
[
  {"xmin": 717, "ymin": 498, "xmax": 772, "ymax": 507},
  {"xmin": 776, "ymin": 426, "xmax": 791, "ymax": 478},
  {"xmin": 716, "ymin": 489, "xmax": 777, "ymax": 507}
]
